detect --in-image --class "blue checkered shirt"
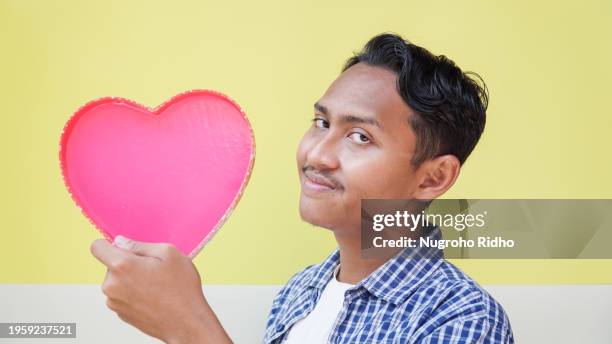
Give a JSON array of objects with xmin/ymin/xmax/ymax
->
[{"xmin": 263, "ymin": 228, "xmax": 514, "ymax": 343}]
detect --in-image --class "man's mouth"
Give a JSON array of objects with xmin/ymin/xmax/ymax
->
[{"xmin": 303, "ymin": 170, "xmax": 340, "ymax": 192}]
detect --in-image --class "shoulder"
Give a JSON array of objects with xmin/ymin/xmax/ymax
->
[
  {"xmin": 432, "ymin": 261, "xmax": 508, "ymax": 320},
  {"xmin": 265, "ymin": 263, "xmax": 318, "ymax": 322},
  {"xmin": 274, "ymin": 263, "xmax": 318, "ymax": 301},
  {"xmin": 408, "ymin": 260, "xmax": 514, "ymax": 342},
  {"xmin": 270, "ymin": 248, "xmax": 339, "ymax": 304}
]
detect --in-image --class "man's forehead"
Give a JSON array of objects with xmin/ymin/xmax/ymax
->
[
  {"xmin": 328, "ymin": 63, "xmax": 397, "ymax": 96},
  {"xmin": 318, "ymin": 63, "xmax": 412, "ymax": 125}
]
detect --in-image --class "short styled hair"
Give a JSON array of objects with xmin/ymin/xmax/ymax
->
[{"xmin": 343, "ymin": 33, "xmax": 488, "ymax": 166}]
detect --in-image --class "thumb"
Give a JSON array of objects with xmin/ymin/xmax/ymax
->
[{"xmin": 113, "ymin": 235, "xmax": 167, "ymax": 259}]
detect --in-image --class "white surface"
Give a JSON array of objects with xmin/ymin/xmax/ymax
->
[
  {"xmin": 486, "ymin": 285, "xmax": 612, "ymax": 344},
  {"xmin": 0, "ymin": 285, "xmax": 611, "ymax": 343}
]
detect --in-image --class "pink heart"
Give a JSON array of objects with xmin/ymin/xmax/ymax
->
[{"xmin": 60, "ymin": 90, "xmax": 255, "ymax": 258}]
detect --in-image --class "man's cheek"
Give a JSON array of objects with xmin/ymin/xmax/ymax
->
[
  {"xmin": 347, "ymin": 173, "xmax": 379, "ymax": 199},
  {"xmin": 295, "ymin": 137, "xmax": 308, "ymax": 162},
  {"xmin": 340, "ymin": 186, "xmax": 365, "ymax": 214}
]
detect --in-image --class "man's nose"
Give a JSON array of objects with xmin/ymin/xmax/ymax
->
[{"xmin": 306, "ymin": 134, "xmax": 340, "ymax": 171}]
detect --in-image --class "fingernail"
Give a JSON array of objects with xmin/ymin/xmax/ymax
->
[{"xmin": 114, "ymin": 235, "xmax": 130, "ymax": 247}]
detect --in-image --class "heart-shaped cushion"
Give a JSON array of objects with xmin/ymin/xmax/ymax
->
[{"xmin": 60, "ymin": 90, "xmax": 255, "ymax": 258}]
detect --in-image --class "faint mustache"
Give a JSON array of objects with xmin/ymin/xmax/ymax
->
[{"xmin": 302, "ymin": 166, "xmax": 343, "ymax": 190}]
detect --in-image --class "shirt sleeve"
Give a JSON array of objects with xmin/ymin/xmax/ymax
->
[{"xmin": 418, "ymin": 317, "xmax": 515, "ymax": 344}]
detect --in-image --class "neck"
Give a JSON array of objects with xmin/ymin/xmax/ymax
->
[{"xmin": 333, "ymin": 229, "xmax": 398, "ymax": 284}]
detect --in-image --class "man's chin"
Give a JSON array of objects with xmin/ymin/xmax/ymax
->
[{"xmin": 298, "ymin": 197, "xmax": 336, "ymax": 230}]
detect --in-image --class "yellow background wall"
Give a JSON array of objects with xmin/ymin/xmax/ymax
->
[{"xmin": 1, "ymin": 0, "xmax": 610, "ymax": 284}]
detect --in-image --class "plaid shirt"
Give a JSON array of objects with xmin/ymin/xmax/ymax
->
[{"xmin": 263, "ymin": 228, "xmax": 514, "ymax": 343}]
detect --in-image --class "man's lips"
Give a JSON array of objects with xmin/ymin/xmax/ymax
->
[{"xmin": 303, "ymin": 170, "xmax": 340, "ymax": 190}]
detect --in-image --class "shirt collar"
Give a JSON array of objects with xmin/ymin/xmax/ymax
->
[
  {"xmin": 307, "ymin": 249, "xmax": 341, "ymax": 290},
  {"xmin": 306, "ymin": 226, "xmax": 444, "ymax": 306}
]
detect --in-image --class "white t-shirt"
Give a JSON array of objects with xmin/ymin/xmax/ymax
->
[{"xmin": 283, "ymin": 265, "xmax": 355, "ymax": 343}]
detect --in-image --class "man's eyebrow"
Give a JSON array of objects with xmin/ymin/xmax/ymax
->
[{"xmin": 314, "ymin": 102, "xmax": 382, "ymax": 129}]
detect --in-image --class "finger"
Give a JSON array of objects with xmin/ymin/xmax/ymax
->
[
  {"xmin": 114, "ymin": 309, "xmax": 147, "ymax": 333},
  {"xmin": 105, "ymin": 296, "xmax": 127, "ymax": 313},
  {"xmin": 114, "ymin": 235, "xmax": 177, "ymax": 260},
  {"xmin": 90, "ymin": 239, "xmax": 133, "ymax": 269}
]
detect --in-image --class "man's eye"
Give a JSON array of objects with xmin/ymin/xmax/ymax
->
[
  {"xmin": 349, "ymin": 132, "xmax": 371, "ymax": 144},
  {"xmin": 312, "ymin": 118, "xmax": 329, "ymax": 129}
]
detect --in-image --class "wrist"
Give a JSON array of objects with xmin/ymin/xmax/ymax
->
[{"xmin": 166, "ymin": 300, "xmax": 232, "ymax": 344}]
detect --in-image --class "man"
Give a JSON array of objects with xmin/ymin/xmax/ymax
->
[{"xmin": 91, "ymin": 33, "xmax": 514, "ymax": 343}]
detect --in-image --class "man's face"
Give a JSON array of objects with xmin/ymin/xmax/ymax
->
[{"xmin": 296, "ymin": 62, "xmax": 421, "ymax": 233}]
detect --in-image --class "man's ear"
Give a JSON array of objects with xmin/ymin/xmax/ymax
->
[{"xmin": 412, "ymin": 154, "xmax": 461, "ymax": 199}]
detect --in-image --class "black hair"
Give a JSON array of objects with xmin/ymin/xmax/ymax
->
[{"xmin": 343, "ymin": 33, "xmax": 488, "ymax": 166}]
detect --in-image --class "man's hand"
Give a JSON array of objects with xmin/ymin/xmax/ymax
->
[{"xmin": 90, "ymin": 236, "xmax": 232, "ymax": 344}]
